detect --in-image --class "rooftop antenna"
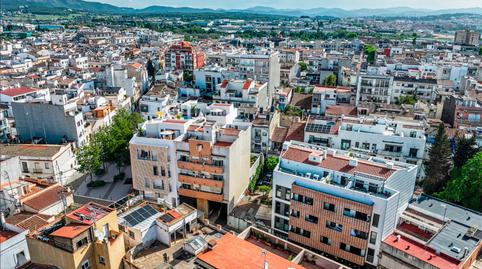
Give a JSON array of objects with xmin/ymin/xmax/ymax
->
[{"xmin": 55, "ymin": 163, "xmax": 68, "ymax": 216}]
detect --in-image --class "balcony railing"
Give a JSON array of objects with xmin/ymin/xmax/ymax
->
[
  {"xmin": 178, "ymin": 188, "xmax": 224, "ymax": 202},
  {"xmin": 177, "ymin": 161, "xmax": 224, "ymax": 174},
  {"xmin": 178, "ymin": 174, "xmax": 224, "ymax": 188}
]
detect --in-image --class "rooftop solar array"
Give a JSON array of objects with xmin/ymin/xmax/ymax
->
[
  {"xmin": 305, "ymin": 123, "xmax": 332, "ymax": 134},
  {"xmin": 123, "ymin": 205, "xmax": 158, "ymax": 227}
]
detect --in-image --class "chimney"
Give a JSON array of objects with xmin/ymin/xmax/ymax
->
[
  {"xmin": 327, "ymin": 148, "xmax": 336, "ymax": 156},
  {"xmin": 349, "ymin": 158, "xmax": 358, "ymax": 167},
  {"xmin": 396, "ymin": 235, "xmax": 401, "ymax": 242},
  {"xmin": 386, "ymin": 162, "xmax": 394, "ymax": 169}
]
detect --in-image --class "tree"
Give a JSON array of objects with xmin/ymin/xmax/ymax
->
[
  {"xmin": 265, "ymin": 156, "xmax": 279, "ymax": 173},
  {"xmin": 436, "ymin": 152, "xmax": 482, "ymax": 212},
  {"xmin": 395, "ymin": 95, "xmax": 417, "ymax": 105},
  {"xmin": 412, "ymin": 33, "xmax": 417, "ymax": 46},
  {"xmin": 76, "ymin": 143, "xmax": 101, "ymax": 181},
  {"xmin": 322, "ymin": 74, "xmax": 337, "ymax": 87},
  {"xmin": 423, "ymin": 124, "xmax": 452, "ymax": 194},
  {"xmin": 363, "ymin": 44, "xmax": 376, "ymax": 64},
  {"xmin": 453, "ymin": 135, "xmax": 479, "ymax": 168},
  {"xmin": 298, "ymin": 61, "xmax": 307, "ymax": 72}
]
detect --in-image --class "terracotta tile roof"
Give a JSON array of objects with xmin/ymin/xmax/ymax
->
[
  {"xmin": 197, "ymin": 233, "xmax": 304, "ymax": 269},
  {"xmin": 271, "ymin": 126, "xmax": 288, "ymax": 143},
  {"xmin": 282, "ymin": 146, "xmax": 395, "ymax": 180},
  {"xmin": 285, "ymin": 122, "xmax": 306, "ymax": 142},
  {"xmin": 50, "ymin": 224, "xmax": 90, "ymax": 239},
  {"xmin": 290, "ymin": 93, "xmax": 312, "ymax": 110},
  {"xmin": 163, "ymin": 119, "xmax": 188, "ymax": 124},
  {"xmin": 221, "ymin": 128, "xmax": 240, "ymax": 136},
  {"xmin": 6, "ymin": 212, "xmax": 52, "ymax": 231},
  {"xmin": 129, "ymin": 62, "xmax": 143, "ymax": 69},
  {"xmin": 22, "ymin": 185, "xmax": 69, "ymax": 211},
  {"xmin": 0, "ymin": 230, "xmax": 19, "ymax": 243},
  {"xmin": 214, "ymin": 141, "xmax": 233, "ymax": 147},
  {"xmin": 383, "ymin": 234, "xmax": 460, "ymax": 269},
  {"xmin": 0, "ymin": 144, "xmax": 65, "ymax": 158},
  {"xmin": 1, "ymin": 86, "xmax": 38, "ymax": 97},
  {"xmin": 325, "ymin": 105, "xmax": 357, "ymax": 116}
]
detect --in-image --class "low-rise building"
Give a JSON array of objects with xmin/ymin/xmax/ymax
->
[
  {"xmin": 380, "ymin": 194, "xmax": 482, "ymax": 269},
  {"xmin": 0, "ymin": 216, "xmax": 30, "ymax": 269},
  {"xmin": 26, "ymin": 202, "xmax": 125, "ymax": 269}
]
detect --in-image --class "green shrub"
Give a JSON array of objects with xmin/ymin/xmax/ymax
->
[{"xmin": 87, "ymin": 180, "xmax": 106, "ymax": 188}]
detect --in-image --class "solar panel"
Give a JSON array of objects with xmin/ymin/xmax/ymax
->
[
  {"xmin": 123, "ymin": 205, "xmax": 159, "ymax": 227},
  {"xmin": 306, "ymin": 123, "xmax": 332, "ymax": 134}
]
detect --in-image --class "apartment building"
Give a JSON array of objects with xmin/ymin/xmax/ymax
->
[
  {"xmin": 225, "ymin": 52, "xmax": 281, "ymax": 95},
  {"xmin": 454, "ymin": 30, "xmax": 481, "ymax": 46},
  {"xmin": 272, "ymin": 141, "xmax": 418, "ymax": 267},
  {"xmin": 304, "ymin": 116, "xmax": 426, "ymax": 174},
  {"xmin": 164, "ymin": 41, "xmax": 205, "ymax": 71},
  {"xmin": 310, "ymin": 86, "xmax": 352, "ymax": 115},
  {"xmin": 0, "ymin": 143, "xmax": 77, "ymax": 184},
  {"xmin": 192, "ymin": 65, "xmax": 238, "ymax": 95},
  {"xmin": 0, "ymin": 86, "xmax": 51, "ymax": 117},
  {"xmin": 392, "ymin": 77, "xmax": 438, "ymax": 103},
  {"xmin": 12, "ymin": 92, "xmax": 87, "ymax": 147},
  {"xmin": 26, "ymin": 202, "xmax": 125, "ymax": 269},
  {"xmin": 380, "ymin": 194, "xmax": 482, "ymax": 269},
  {"xmin": 213, "ymin": 79, "xmax": 269, "ymax": 120},
  {"xmin": 442, "ymin": 95, "xmax": 482, "ymax": 128},
  {"xmin": 355, "ymin": 74, "xmax": 393, "ymax": 105},
  {"xmin": 139, "ymin": 84, "xmax": 176, "ymax": 120},
  {"xmin": 129, "ymin": 106, "xmax": 251, "ymax": 216}
]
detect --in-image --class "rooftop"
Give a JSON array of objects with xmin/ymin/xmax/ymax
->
[
  {"xmin": 66, "ymin": 202, "xmax": 113, "ymax": 225},
  {"xmin": 383, "ymin": 234, "xmax": 460, "ymax": 269},
  {"xmin": 0, "ymin": 144, "xmax": 66, "ymax": 158},
  {"xmin": 22, "ymin": 185, "xmax": 69, "ymax": 211},
  {"xmin": 0, "ymin": 86, "xmax": 38, "ymax": 97},
  {"xmin": 196, "ymin": 233, "xmax": 304, "ymax": 269},
  {"xmin": 281, "ymin": 144, "xmax": 396, "ymax": 180},
  {"xmin": 0, "ymin": 229, "xmax": 19, "ymax": 243},
  {"xmin": 50, "ymin": 224, "xmax": 90, "ymax": 239}
]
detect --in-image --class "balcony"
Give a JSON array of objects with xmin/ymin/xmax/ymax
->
[
  {"xmin": 178, "ymin": 188, "xmax": 224, "ymax": 202},
  {"xmin": 177, "ymin": 161, "xmax": 224, "ymax": 174},
  {"xmin": 178, "ymin": 174, "xmax": 224, "ymax": 188}
]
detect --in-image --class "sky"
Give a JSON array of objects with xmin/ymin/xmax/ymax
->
[{"xmin": 89, "ymin": 0, "xmax": 481, "ymax": 10}]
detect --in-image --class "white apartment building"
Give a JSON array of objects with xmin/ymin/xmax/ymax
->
[
  {"xmin": 355, "ymin": 74, "xmax": 393, "ymax": 105},
  {"xmin": 392, "ymin": 77, "xmax": 438, "ymax": 103},
  {"xmin": 272, "ymin": 140, "xmax": 418, "ymax": 267},
  {"xmin": 129, "ymin": 104, "xmax": 251, "ymax": 216},
  {"xmin": 304, "ymin": 116, "xmax": 426, "ymax": 175},
  {"xmin": 0, "ymin": 218, "xmax": 30, "ymax": 269},
  {"xmin": 213, "ymin": 79, "xmax": 269, "ymax": 120}
]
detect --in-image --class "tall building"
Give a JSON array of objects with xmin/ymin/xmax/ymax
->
[
  {"xmin": 454, "ymin": 30, "xmax": 481, "ymax": 46},
  {"xmin": 164, "ymin": 41, "xmax": 205, "ymax": 72},
  {"xmin": 12, "ymin": 91, "xmax": 86, "ymax": 147},
  {"xmin": 272, "ymin": 141, "xmax": 418, "ymax": 267},
  {"xmin": 129, "ymin": 104, "xmax": 251, "ymax": 216}
]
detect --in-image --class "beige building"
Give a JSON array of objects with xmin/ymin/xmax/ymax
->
[
  {"xmin": 454, "ymin": 30, "xmax": 480, "ymax": 46},
  {"xmin": 130, "ymin": 108, "xmax": 251, "ymax": 218},
  {"xmin": 26, "ymin": 202, "xmax": 125, "ymax": 269}
]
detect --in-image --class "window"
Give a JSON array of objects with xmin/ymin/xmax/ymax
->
[
  {"xmin": 292, "ymin": 193, "xmax": 313, "ymax": 205},
  {"xmin": 323, "ymin": 202, "xmax": 336, "ymax": 212},
  {"xmin": 366, "ymin": 248, "xmax": 375, "ymax": 263},
  {"xmin": 275, "ymin": 185, "xmax": 291, "ymax": 201},
  {"xmin": 99, "ymin": 256, "xmax": 105, "ymax": 265},
  {"xmin": 370, "ymin": 231, "xmax": 377, "ymax": 244},
  {"xmin": 144, "ymin": 178, "xmax": 150, "ymax": 188},
  {"xmin": 160, "ymin": 167, "xmax": 166, "ymax": 177},
  {"xmin": 290, "ymin": 210, "xmax": 300, "ymax": 218},
  {"xmin": 350, "ymin": 229, "xmax": 368, "ymax": 239},
  {"xmin": 15, "ymin": 251, "xmax": 27, "ymax": 266},
  {"xmin": 290, "ymin": 226, "xmax": 310, "ymax": 238},
  {"xmin": 22, "ymin": 162, "xmax": 28, "ymax": 173},
  {"xmin": 76, "ymin": 237, "xmax": 88, "ymax": 249},
  {"xmin": 197, "ymin": 144, "xmax": 203, "ymax": 151},
  {"xmin": 129, "ymin": 230, "xmax": 135, "ymax": 239},
  {"xmin": 274, "ymin": 216, "xmax": 289, "ymax": 232},
  {"xmin": 275, "ymin": 201, "xmax": 290, "ymax": 217},
  {"xmin": 372, "ymin": 214, "xmax": 380, "ymax": 228},
  {"xmin": 45, "ymin": 162, "xmax": 50, "ymax": 169},
  {"xmin": 409, "ymin": 148, "xmax": 418, "ymax": 158},
  {"xmin": 409, "ymin": 131, "xmax": 417, "ymax": 138},
  {"xmin": 81, "ymin": 260, "xmax": 91, "ymax": 269},
  {"xmin": 326, "ymin": 221, "xmax": 343, "ymax": 232},
  {"xmin": 343, "ymin": 208, "xmax": 369, "ymax": 222},
  {"xmin": 340, "ymin": 243, "xmax": 365, "ymax": 257},
  {"xmin": 321, "ymin": 236, "xmax": 332, "ymax": 245},
  {"xmin": 305, "ymin": 214, "xmax": 318, "ymax": 224},
  {"xmin": 153, "ymin": 166, "xmax": 158, "ymax": 176},
  {"xmin": 341, "ymin": 139, "xmax": 351, "ymax": 150}
]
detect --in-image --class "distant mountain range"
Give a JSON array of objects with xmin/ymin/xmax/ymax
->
[{"xmin": 6, "ymin": 0, "xmax": 482, "ymax": 17}]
